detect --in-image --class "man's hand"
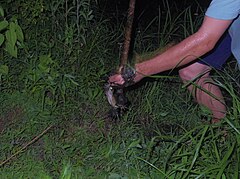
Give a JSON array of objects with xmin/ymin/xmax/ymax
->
[
  {"xmin": 108, "ymin": 63, "xmax": 145, "ymax": 86},
  {"xmin": 108, "ymin": 73, "xmax": 125, "ymax": 86},
  {"xmin": 108, "ymin": 71, "xmax": 144, "ymax": 87}
]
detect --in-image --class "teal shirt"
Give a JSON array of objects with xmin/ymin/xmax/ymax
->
[{"xmin": 205, "ymin": 0, "xmax": 240, "ymax": 65}]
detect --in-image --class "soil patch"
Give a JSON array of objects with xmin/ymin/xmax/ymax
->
[{"xmin": 0, "ymin": 106, "xmax": 24, "ymax": 134}]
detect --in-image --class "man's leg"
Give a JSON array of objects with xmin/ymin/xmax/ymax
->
[
  {"xmin": 179, "ymin": 63, "xmax": 226, "ymax": 122},
  {"xmin": 178, "ymin": 32, "xmax": 232, "ymax": 123}
]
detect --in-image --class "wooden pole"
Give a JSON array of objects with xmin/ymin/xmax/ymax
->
[{"xmin": 119, "ymin": 0, "xmax": 136, "ymax": 72}]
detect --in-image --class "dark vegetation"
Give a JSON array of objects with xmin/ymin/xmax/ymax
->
[{"xmin": 0, "ymin": 0, "xmax": 239, "ymax": 178}]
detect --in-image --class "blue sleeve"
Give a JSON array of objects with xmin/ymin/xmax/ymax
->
[{"xmin": 206, "ymin": 0, "xmax": 240, "ymax": 20}]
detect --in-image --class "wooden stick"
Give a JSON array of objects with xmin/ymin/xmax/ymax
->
[
  {"xmin": 0, "ymin": 125, "xmax": 53, "ymax": 167},
  {"xmin": 119, "ymin": 0, "xmax": 136, "ymax": 72}
]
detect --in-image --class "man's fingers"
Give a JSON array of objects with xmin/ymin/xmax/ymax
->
[{"xmin": 108, "ymin": 74, "xmax": 125, "ymax": 85}]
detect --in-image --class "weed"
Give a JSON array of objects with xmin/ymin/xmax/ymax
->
[{"xmin": 0, "ymin": 0, "xmax": 239, "ymax": 178}]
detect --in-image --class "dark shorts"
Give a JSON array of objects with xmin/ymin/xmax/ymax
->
[{"xmin": 198, "ymin": 32, "xmax": 232, "ymax": 69}]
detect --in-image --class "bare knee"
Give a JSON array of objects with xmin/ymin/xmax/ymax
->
[
  {"xmin": 179, "ymin": 67, "xmax": 195, "ymax": 82},
  {"xmin": 179, "ymin": 63, "xmax": 211, "ymax": 82}
]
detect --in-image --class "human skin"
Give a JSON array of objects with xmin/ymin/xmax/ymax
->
[
  {"xmin": 179, "ymin": 62, "xmax": 226, "ymax": 122},
  {"xmin": 109, "ymin": 16, "xmax": 233, "ymax": 121},
  {"xmin": 110, "ymin": 16, "xmax": 232, "ymax": 84}
]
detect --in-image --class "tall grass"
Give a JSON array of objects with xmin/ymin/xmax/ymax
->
[{"xmin": 0, "ymin": 0, "xmax": 239, "ymax": 178}]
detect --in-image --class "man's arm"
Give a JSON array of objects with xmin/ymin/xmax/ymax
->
[
  {"xmin": 134, "ymin": 16, "xmax": 232, "ymax": 81},
  {"xmin": 109, "ymin": 16, "xmax": 233, "ymax": 84}
]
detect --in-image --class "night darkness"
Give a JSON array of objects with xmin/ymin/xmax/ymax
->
[{"xmin": 98, "ymin": 0, "xmax": 211, "ymax": 22}]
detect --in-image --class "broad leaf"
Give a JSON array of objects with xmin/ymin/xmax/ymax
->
[
  {"xmin": 0, "ymin": 20, "xmax": 8, "ymax": 31},
  {"xmin": 15, "ymin": 23, "xmax": 24, "ymax": 42},
  {"xmin": 7, "ymin": 22, "xmax": 17, "ymax": 45},
  {"xmin": 6, "ymin": 41, "xmax": 17, "ymax": 57},
  {"xmin": 0, "ymin": 6, "xmax": 4, "ymax": 17},
  {"xmin": 0, "ymin": 33, "xmax": 4, "ymax": 46}
]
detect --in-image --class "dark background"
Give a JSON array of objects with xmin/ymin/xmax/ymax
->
[{"xmin": 98, "ymin": 0, "xmax": 211, "ymax": 21}]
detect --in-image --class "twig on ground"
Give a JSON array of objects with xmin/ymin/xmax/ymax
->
[{"xmin": 0, "ymin": 125, "xmax": 53, "ymax": 167}]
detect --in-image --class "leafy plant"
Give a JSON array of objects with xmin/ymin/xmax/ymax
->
[
  {"xmin": 0, "ymin": 0, "xmax": 239, "ymax": 178},
  {"xmin": 21, "ymin": 54, "xmax": 80, "ymax": 110},
  {"xmin": 0, "ymin": 6, "xmax": 24, "ymax": 58}
]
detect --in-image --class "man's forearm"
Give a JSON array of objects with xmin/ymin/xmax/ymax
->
[
  {"xmin": 135, "ymin": 15, "xmax": 233, "ymax": 77},
  {"xmin": 135, "ymin": 32, "xmax": 214, "ymax": 77},
  {"xmin": 109, "ymin": 16, "xmax": 232, "ymax": 84}
]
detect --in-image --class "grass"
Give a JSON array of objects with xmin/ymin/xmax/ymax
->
[
  {"xmin": 1, "ymin": 76, "xmax": 239, "ymax": 178},
  {"xmin": 0, "ymin": 0, "xmax": 240, "ymax": 178}
]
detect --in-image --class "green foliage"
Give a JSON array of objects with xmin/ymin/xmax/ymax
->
[
  {"xmin": 0, "ymin": 6, "xmax": 24, "ymax": 58},
  {"xmin": 47, "ymin": 0, "xmax": 95, "ymax": 46},
  {"xmin": 0, "ymin": 0, "xmax": 239, "ymax": 178}
]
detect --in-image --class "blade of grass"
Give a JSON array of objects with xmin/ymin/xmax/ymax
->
[
  {"xmin": 182, "ymin": 125, "xmax": 209, "ymax": 179},
  {"xmin": 225, "ymin": 119, "xmax": 240, "ymax": 135},
  {"xmin": 216, "ymin": 142, "xmax": 236, "ymax": 179},
  {"xmin": 137, "ymin": 157, "xmax": 170, "ymax": 179}
]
